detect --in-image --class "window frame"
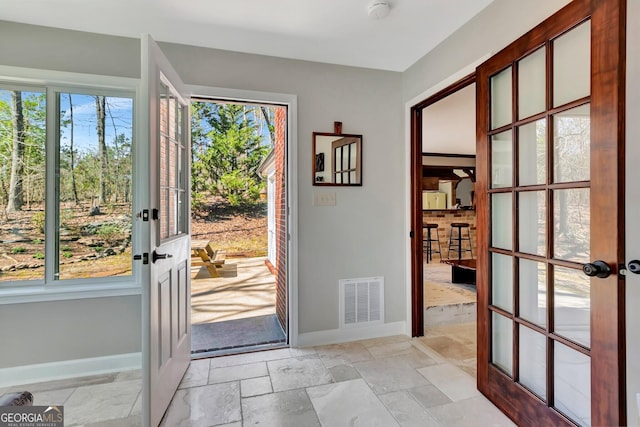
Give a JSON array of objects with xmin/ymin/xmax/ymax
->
[{"xmin": 0, "ymin": 66, "xmax": 141, "ymax": 304}]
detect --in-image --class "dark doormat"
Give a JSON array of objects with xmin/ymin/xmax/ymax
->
[{"xmin": 191, "ymin": 314, "xmax": 286, "ymax": 355}]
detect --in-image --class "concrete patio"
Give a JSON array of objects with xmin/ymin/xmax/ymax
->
[{"xmin": 190, "ymin": 256, "xmax": 277, "ymax": 325}]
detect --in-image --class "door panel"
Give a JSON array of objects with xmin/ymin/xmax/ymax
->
[
  {"xmin": 141, "ymin": 34, "xmax": 191, "ymax": 427},
  {"xmin": 476, "ymin": 1, "xmax": 625, "ymax": 425}
]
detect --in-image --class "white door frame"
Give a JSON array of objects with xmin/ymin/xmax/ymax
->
[{"xmin": 186, "ymin": 85, "xmax": 299, "ymax": 346}]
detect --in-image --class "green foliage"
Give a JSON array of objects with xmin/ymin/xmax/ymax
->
[
  {"xmin": 62, "ymin": 251, "xmax": 73, "ymax": 258},
  {"xmin": 191, "ymin": 103, "xmax": 270, "ymax": 206},
  {"xmin": 32, "ymin": 238, "xmax": 43, "ymax": 244},
  {"xmin": 32, "ymin": 211, "xmax": 45, "ymax": 233},
  {"xmin": 11, "ymin": 246, "xmax": 26, "ymax": 254},
  {"xmin": 97, "ymin": 223, "xmax": 123, "ymax": 243},
  {"xmin": 33, "ymin": 252, "xmax": 44, "ymax": 260}
]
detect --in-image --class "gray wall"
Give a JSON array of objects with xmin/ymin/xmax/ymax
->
[
  {"xmin": 159, "ymin": 42, "xmax": 405, "ymax": 333},
  {"xmin": 626, "ymin": 0, "xmax": 640, "ymax": 423},
  {"xmin": 0, "ymin": 296, "xmax": 141, "ymax": 368}
]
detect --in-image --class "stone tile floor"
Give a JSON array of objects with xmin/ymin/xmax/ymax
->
[{"xmin": 3, "ymin": 323, "xmax": 513, "ymax": 426}]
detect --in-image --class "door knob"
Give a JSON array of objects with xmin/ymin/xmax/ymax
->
[
  {"xmin": 152, "ymin": 250, "xmax": 173, "ymax": 263},
  {"xmin": 582, "ymin": 260, "xmax": 611, "ymax": 278},
  {"xmin": 627, "ymin": 260, "xmax": 640, "ymax": 274}
]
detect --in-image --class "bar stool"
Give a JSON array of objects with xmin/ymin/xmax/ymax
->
[
  {"xmin": 423, "ymin": 223, "xmax": 442, "ymax": 263},
  {"xmin": 447, "ymin": 222, "xmax": 473, "ymax": 260}
]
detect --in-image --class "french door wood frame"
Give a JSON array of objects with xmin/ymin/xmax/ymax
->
[
  {"xmin": 410, "ymin": 73, "xmax": 476, "ymax": 337},
  {"xmin": 476, "ymin": 0, "xmax": 626, "ymax": 425}
]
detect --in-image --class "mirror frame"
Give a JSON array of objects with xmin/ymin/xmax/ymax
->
[{"xmin": 312, "ymin": 132, "xmax": 363, "ymax": 186}]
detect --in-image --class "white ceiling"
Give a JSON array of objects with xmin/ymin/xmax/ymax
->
[
  {"xmin": 422, "ymin": 83, "xmax": 476, "ymax": 155},
  {"xmin": 0, "ymin": 0, "xmax": 494, "ymax": 71}
]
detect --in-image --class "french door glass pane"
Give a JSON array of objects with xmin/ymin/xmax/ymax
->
[
  {"xmin": 492, "ymin": 312, "xmax": 513, "ymax": 375},
  {"xmin": 491, "ymin": 131, "xmax": 512, "ymax": 188},
  {"xmin": 519, "ymin": 325, "xmax": 547, "ymax": 399},
  {"xmin": 553, "ymin": 188, "xmax": 590, "ymax": 263},
  {"xmin": 554, "ymin": 266, "xmax": 590, "ymax": 348},
  {"xmin": 518, "ymin": 191, "xmax": 545, "ymax": 255},
  {"xmin": 554, "ymin": 341, "xmax": 591, "ymax": 426},
  {"xmin": 518, "ymin": 119, "xmax": 546, "ymax": 186},
  {"xmin": 491, "ymin": 193, "xmax": 512, "ymax": 250},
  {"xmin": 553, "ymin": 104, "xmax": 590, "ymax": 183},
  {"xmin": 553, "ymin": 21, "xmax": 591, "ymax": 108},
  {"xmin": 492, "ymin": 253, "xmax": 513, "ymax": 312},
  {"xmin": 518, "ymin": 48, "xmax": 546, "ymax": 120},
  {"xmin": 519, "ymin": 259, "xmax": 547, "ymax": 327},
  {"xmin": 491, "ymin": 66, "xmax": 512, "ymax": 129}
]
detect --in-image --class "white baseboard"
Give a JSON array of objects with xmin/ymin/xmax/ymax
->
[
  {"xmin": 295, "ymin": 321, "xmax": 407, "ymax": 348},
  {"xmin": 0, "ymin": 352, "xmax": 141, "ymax": 388}
]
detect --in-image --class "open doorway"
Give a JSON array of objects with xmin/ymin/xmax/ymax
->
[
  {"xmin": 189, "ymin": 98, "xmax": 288, "ymax": 357},
  {"xmin": 411, "ymin": 74, "xmax": 477, "ymax": 337}
]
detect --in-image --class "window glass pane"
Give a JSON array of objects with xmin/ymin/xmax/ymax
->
[
  {"xmin": 553, "ymin": 188, "xmax": 590, "ymax": 264},
  {"xmin": 519, "ymin": 259, "xmax": 546, "ymax": 327},
  {"xmin": 518, "ymin": 48, "xmax": 546, "ymax": 120},
  {"xmin": 554, "ymin": 341, "xmax": 591, "ymax": 426},
  {"xmin": 160, "ymin": 189, "xmax": 168, "ymax": 240},
  {"xmin": 0, "ymin": 89, "xmax": 46, "ymax": 282},
  {"xmin": 518, "ymin": 119, "xmax": 546, "ymax": 186},
  {"xmin": 553, "ymin": 104, "xmax": 590, "ymax": 183},
  {"xmin": 492, "ymin": 253, "xmax": 513, "ymax": 312},
  {"xmin": 553, "ymin": 21, "xmax": 591, "ymax": 107},
  {"xmin": 519, "ymin": 191, "xmax": 545, "ymax": 256},
  {"xmin": 159, "ymin": 85, "xmax": 187, "ymax": 241},
  {"xmin": 492, "ymin": 312, "xmax": 513, "ymax": 375},
  {"xmin": 554, "ymin": 266, "xmax": 590, "ymax": 348},
  {"xmin": 491, "ymin": 192, "xmax": 512, "ymax": 250},
  {"xmin": 57, "ymin": 93, "xmax": 133, "ymax": 280},
  {"xmin": 169, "ymin": 94, "xmax": 177, "ymax": 140},
  {"xmin": 491, "ymin": 66, "xmax": 512, "ymax": 129},
  {"xmin": 491, "ymin": 131, "xmax": 512, "ymax": 188},
  {"xmin": 519, "ymin": 325, "xmax": 546, "ymax": 399}
]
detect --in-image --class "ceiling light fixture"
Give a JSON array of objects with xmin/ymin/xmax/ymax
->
[{"xmin": 367, "ymin": 1, "xmax": 391, "ymax": 20}]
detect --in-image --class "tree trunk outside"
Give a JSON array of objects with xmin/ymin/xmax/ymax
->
[
  {"xmin": 69, "ymin": 94, "xmax": 79, "ymax": 204},
  {"xmin": 95, "ymin": 96, "xmax": 107, "ymax": 205},
  {"xmin": 7, "ymin": 91, "xmax": 25, "ymax": 213}
]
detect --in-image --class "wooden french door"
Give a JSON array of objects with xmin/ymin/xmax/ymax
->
[{"xmin": 476, "ymin": 0, "xmax": 625, "ymax": 426}]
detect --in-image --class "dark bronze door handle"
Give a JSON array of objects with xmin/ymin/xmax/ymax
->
[
  {"xmin": 582, "ymin": 260, "xmax": 611, "ymax": 278},
  {"xmin": 152, "ymin": 250, "xmax": 173, "ymax": 263}
]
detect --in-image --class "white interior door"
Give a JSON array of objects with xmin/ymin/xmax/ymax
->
[{"xmin": 140, "ymin": 34, "xmax": 191, "ymax": 427}]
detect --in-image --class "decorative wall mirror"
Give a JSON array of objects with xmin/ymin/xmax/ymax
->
[{"xmin": 313, "ymin": 122, "xmax": 362, "ymax": 186}]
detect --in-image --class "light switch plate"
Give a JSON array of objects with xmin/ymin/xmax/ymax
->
[{"xmin": 313, "ymin": 192, "xmax": 336, "ymax": 206}]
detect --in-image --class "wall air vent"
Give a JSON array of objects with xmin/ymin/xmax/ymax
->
[{"xmin": 339, "ymin": 277, "xmax": 384, "ymax": 328}]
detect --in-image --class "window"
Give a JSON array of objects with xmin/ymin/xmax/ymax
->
[
  {"xmin": 0, "ymin": 83, "xmax": 134, "ymax": 287},
  {"xmin": 159, "ymin": 81, "xmax": 187, "ymax": 240}
]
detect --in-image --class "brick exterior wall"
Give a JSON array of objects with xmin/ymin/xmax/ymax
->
[
  {"xmin": 273, "ymin": 107, "xmax": 288, "ymax": 333},
  {"xmin": 422, "ymin": 210, "xmax": 477, "ymax": 261}
]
